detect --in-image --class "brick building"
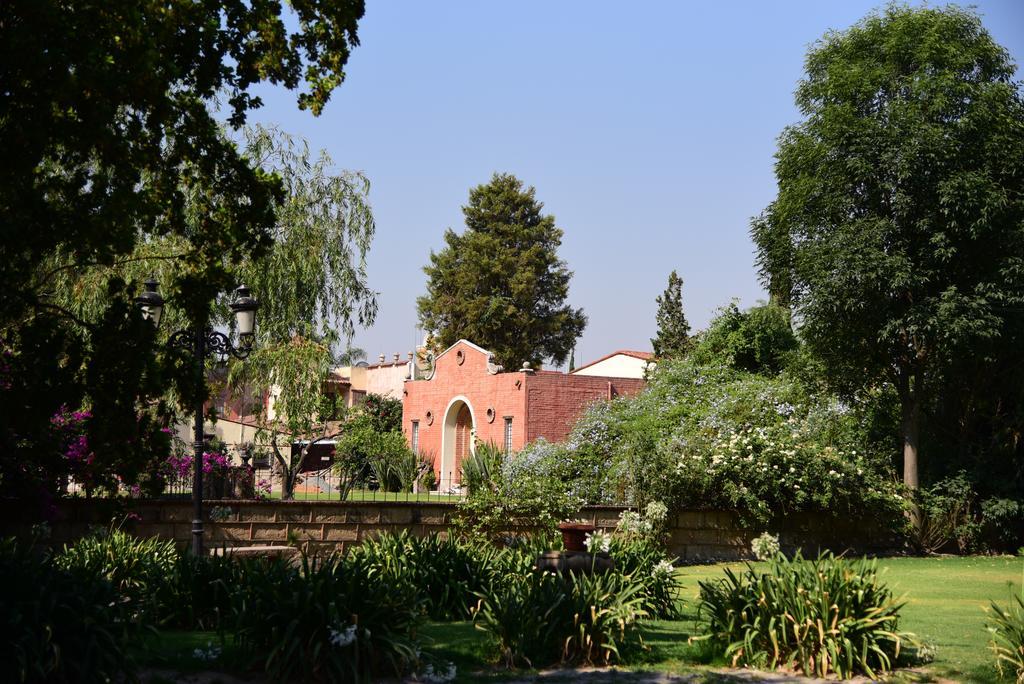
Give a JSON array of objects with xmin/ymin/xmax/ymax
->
[{"xmin": 402, "ymin": 340, "xmax": 645, "ymax": 486}]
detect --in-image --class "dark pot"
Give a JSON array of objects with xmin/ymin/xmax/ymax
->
[
  {"xmin": 558, "ymin": 521, "xmax": 595, "ymax": 552},
  {"xmin": 535, "ymin": 551, "xmax": 615, "ymax": 576}
]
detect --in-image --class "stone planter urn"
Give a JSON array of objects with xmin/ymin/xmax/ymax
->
[
  {"xmin": 558, "ymin": 521, "xmax": 594, "ymax": 552},
  {"xmin": 536, "ymin": 522, "xmax": 615, "ymax": 576}
]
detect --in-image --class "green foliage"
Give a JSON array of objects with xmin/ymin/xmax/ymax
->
[
  {"xmin": 698, "ymin": 551, "xmax": 916, "ymax": 679},
  {"xmin": 690, "ymin": 302, "xmax": 797, "ymax": 375},
  {"xmin": 913, "ymin": 473, "xmax": 980, "ymax": 554},
  {"xmin": 355, "ymin": 393, "xmax": 404, "ymax": 434},
  {"xmin": 982, "ymin": 498, "xmax": 1024, "ymax": 554},
  {"xmin": 473, "ymin": 567, "xmax": 650, "ymax": 668},
  {"xmin": 455, "ymin": 439, "xmax": 584, "ymax": 541},
  {"xmin": 460, "ymin": 441, "xmax": 505, "ymax": 496},
  {"xmin": 55, "ymin": 526, "xmax": 178, "ymax": 623},
  {"xmin": 988, "ymin": 585, "xmax": 1024, "ymax": 683},
  {"xmin": 607, "ymin": 535, "xmax": 684, "ymax": 620},
  {"xmin": 231, "ymin": 551, "xmax": 422, "ymax": 682},
  {"xmin": 417, "ymin": 173, "xmax": 587, "ymax": 369},
  {"xmin": 0, "ymin": 537, "xmax": 134, "ymax": 683},
  {"xmin": 556, "ymin": 357, "xmax": 904, "ymax": 528},
  {"xmin": 351, "ymin": 531, "xmax": 504, "ymax": 621},
  {"xmin": 751, "ymin": 4, "xmax": 1024, "ymax": 490},
  {"xmin": 3, "ymin": 2, "xmax": 366, "ymax": 498},
  {"xmin": 651, "ymin": 270, "xmax": 691, "ymax": 359},
  {"xmin": 156, "ymin": 553, "xmax": 243, "ymax": 631}
]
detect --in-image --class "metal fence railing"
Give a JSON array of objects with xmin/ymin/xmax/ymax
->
[{"xmin": 65, "ymin": 468, "xmax": 466, "ymax": 503}]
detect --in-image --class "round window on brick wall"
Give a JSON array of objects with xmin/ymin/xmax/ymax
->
[
  {"xmin": 486, "ymin": 407, "xmax": 495, "ymax": 423},
  {"xmin": 425, "ymin": 410, "xmax": 433, "ymax": 425},
  {"xmin": 456, "ymin": 350, "xmax": 465, "ymax": 365}
]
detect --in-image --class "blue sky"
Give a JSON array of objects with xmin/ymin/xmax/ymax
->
[{"xmin": 244, "ymin": 1, "xmax": 1024, "ymax": 368}]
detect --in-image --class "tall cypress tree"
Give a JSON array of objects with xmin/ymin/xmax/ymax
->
[
  {"xmin": 651, "ymin": 270, "xmax": 691, "ymax": 358},
  {"xmin": 417, "ymin": 173, "xmax": 587, "ymax": 369}
]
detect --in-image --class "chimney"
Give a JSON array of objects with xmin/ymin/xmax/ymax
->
[
  {"xmin": 393, "ymin": 353, "xmax": 400, "ymax": 363},
  {"xmin": 378, "ymin": 353, "xmax": 385, "ymax": 364}
]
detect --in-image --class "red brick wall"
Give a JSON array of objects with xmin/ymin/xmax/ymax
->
[
  {"xmin": 523, "ymin": 373, "xmax": 646, "ymax": 443},
  {"xmin": 402, "ymin": 341, "xmax": 646, "ymax": 481},
  {"xmin": 402, "ymin": 342, "xmax": 527, "ymax": 479}
]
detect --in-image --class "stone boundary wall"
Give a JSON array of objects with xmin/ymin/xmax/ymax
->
[{"xmin": 1, "ymin": 499, "xmax": 903, "ymax": 560}]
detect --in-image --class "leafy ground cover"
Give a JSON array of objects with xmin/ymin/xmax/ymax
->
[{"xmin": 131, "ymin": 556, "xmax": 1019, "ymax": 682}]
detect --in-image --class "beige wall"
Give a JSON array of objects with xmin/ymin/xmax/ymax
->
[
  {"xmin": 365, "ymin": 363, "xmax": 409, "ymax": 400},
  {"xmin": 572, "ymin": 354, "xmax": 651, "ymax": 379}
]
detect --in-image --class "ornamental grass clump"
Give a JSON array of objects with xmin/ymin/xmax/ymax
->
[
  {"xmin": 697, "ymin": 551, "xmax": 916, "ymax": 679},
  {"xmin": 987, "ymin": 585, "xmax": 1024, "ymax": 682},
  {"xmin": 231, "ymin": 551, "xmax": 423, "ymax": 682},
  {"xmin": 473, "ymin": 564, "xmax": 650, "ymax": 668}
]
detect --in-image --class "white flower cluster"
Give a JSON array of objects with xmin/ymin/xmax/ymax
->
[
  {"xmin": 750, "ymin": 531, "xmax": 781, "ymax": 560},
  {"xmin": 584, "ymin": 530, "xmax": 611, "ymax": 554},
  {"xmin": 616, "ymin": 510, "xmax": 648, "ymax": 535},
  {"xmin": 652, "ymin": 559, "xmax": 675, "ymax": 581},
  {"xmin": 419, "ymin": 661, "xmax": 457, "ymax": 683},
  {"xmin": 645, "ymin": 501, "xmax": 668, "ymax": 525},
  {"xmin": 192, "ymin": 642, "xmax": 221, "ymax": 662},
  {"xmin": 329, "ymin": 624, "xmax": 357, "ymax": 647}
]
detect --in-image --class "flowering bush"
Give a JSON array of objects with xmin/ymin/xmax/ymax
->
[
  {"xmin": 558, "ymin": 358, "xmax": 905, "ymax": 529},
  {"xmin": 750, "ymin": 532, "xmax": 780, "ymax": 560},
  {"xmin": 584, "ymin": 530, "xmax": 611, "ymax": 554}
]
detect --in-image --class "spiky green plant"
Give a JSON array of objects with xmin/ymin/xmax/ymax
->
[
  {"xmin": 460, "ymin": 440, "xmax": 505, "ymax": 495},
  {"xmin": 697, "ymin": 551, "xmax": 916, "ymax": 679},
  {"xmin": 988, "ymin": 576, "xmax": 1024, "ymax": 682}
]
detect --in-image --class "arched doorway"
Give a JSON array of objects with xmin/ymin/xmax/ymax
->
[{"xmin": 440, "ymin": 397, "xmax": 475, "ymax": 489}]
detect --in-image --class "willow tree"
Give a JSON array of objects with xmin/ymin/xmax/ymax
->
[
  {"xmin": 751, "ymin": 5, "xmax": 1024, "ymax": 493},
  {"xmin": 48, "ymin": 126, "xmax": 378, "ymax": 497},
  {"xmin": 1, "ymin": 1, "xmax": 366, "ymax": 497}
]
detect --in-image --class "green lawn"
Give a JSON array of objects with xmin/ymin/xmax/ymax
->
[
  {"xmin": 138, "ymin": 556, "xmax": 1022, "ymax": 682},
  {"xmin": 419, "ymin": 556, "xmax": 1023, "ymax": 682}
]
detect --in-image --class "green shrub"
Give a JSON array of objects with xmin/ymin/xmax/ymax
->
[
  {"xmin": 698, "ymin": 551, "xmax": 916, "ymax": 679},
  {"xmin": 156, "ymin": 552, "xmax": 242, "ymax": 630},
  {"xmin": 988, "ymin": 584, "xmax": 1024, "ymax": 682},
  {"xmin": 55, "ymin": 525, "xmax": 177, "ymax": 622},
  {"xmin": 608, "ymin": 536, "xmax": 684, "ymax": 619},
  {"xmin": 460, "ymin": 440, "xmax": 504, "ymax": 495},
  {"xmin": 914, "ymin": 473, "xmax": 980, "ymax": 554},
  {"xmin": 455, "ymin": 439, "xmax": 583, "ymax": 540},
  {"xmin": 352, "ymin": 531, "xmax": 503, "ymax": 620},
  {"xmin": 0, "ymin": 537, "xmax": 134, "ymax": 683},
  {"xmin": 473, "ymin": 566, "xmax": 650, "ymax": 668},
  {"xmin": 231, "ymin": 551, "xmax": 422, "ymax": 682},
  {"xmin": 982, "ymin": 498, "xmax": 1024, "ymax": 553}
]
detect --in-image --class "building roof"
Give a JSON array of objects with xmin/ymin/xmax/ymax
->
[{"xmin": 571, "ymin": 350, "xmax": 654, "ymax": 374}]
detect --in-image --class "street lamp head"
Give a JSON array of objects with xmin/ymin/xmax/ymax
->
[
  {"xmin": 134, "ymin": 278, "xmax": 165, "ymax": 328},
  {"xmin": 230, "ymin": 284, "xmax": 258, "ymax": 344}
]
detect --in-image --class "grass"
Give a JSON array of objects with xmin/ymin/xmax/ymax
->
[
  {"xmin": 134, "ymin": 556, "xmax": 1022, "ymax": 682},
  {"xmin": 419, "ymin": 556, "xmax": 1022, "ymax": 682}
]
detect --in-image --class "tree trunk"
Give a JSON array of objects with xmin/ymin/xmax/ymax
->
[
  {"xmin": 898, "ymin": 369, "xmax": 922, "ymax": 531},
  {"xmin": 900, "ymin": 374, "xmax": 921, "ymax": 490}
]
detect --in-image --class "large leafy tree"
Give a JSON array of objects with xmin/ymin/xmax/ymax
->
[
  {"xmin": 417, "ymin": 173, "xmax": 587, "ymax": 369},
  {"xmin": 751, "ymin": 5, "xmax": 1024, "ymax": 492},
  {"xmin": 49, "ymin": 126, "xmax": 379, "ymax": 498},
  {"xmin": 0, "ymin": 1, "xmax": 366, "ymax": 497},
  {"xmin": 651, "ymin": 270, "xmax": 691, "ymax": 359}
]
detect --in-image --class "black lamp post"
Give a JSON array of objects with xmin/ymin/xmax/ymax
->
[{"xmin": 136, "ymin": 279, "xmax": 258, "ymax": 556}]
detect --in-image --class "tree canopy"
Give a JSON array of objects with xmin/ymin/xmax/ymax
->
[
  {"xmin": 0, "ymin": 1, "xmax": 367, "ymax": 498},
  {"xmin": 651, "ymin": 270, "xmax": 691, "ymax": 359},
  {"xmin": 751, "ymin": 4, "xmax": 1024, "ymax": 490},
  {"xmin": 417, "ymin": 173, "xmax": 587, "ymax": 369}
]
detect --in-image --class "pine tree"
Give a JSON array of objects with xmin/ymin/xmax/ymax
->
[
  {"xmin": 651, "ymin": 270, "xmax": 691, "ymax": 358},
  {"xmin": 417, "ymin": 173, "xmax": 587, "ymax": 369}
]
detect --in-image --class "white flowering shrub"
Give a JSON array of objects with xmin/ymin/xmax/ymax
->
[
  {"xmin": 561, "ymin": 358, "xmax": 905, "ymax": 529},
  {"xmin": 584, "ymin": 530, "xmax": 612, "ymax": 553},
  {"xmin": 750, "ymin": 532, "xmax": 780, "ymax": 560}
]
